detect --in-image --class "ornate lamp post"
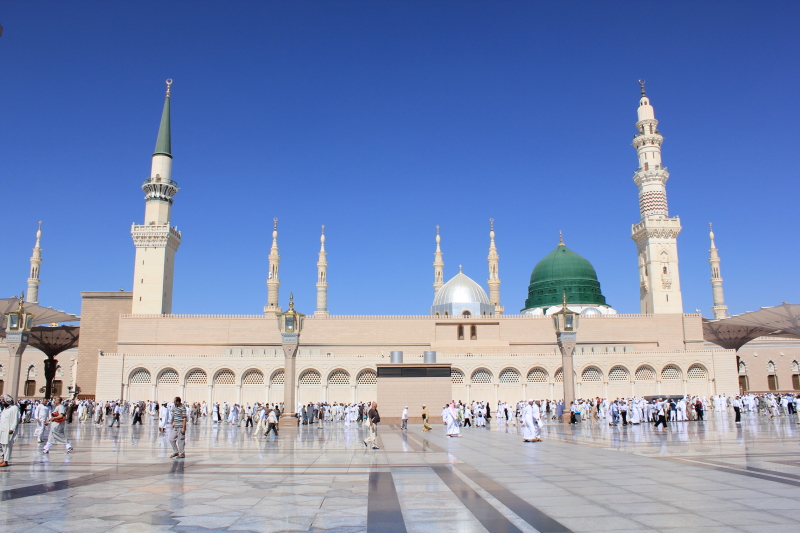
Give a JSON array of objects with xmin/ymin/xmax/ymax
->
[
  {"xmin": 552, "ymin": 293, "xmax": 578, "ymax": 420},
  {"xmin": 4, "ymin": 294, "xmax": 35, "ymax": 400},
  {"xmin": 276, "ymin": 293, "xmax": 304, "ymax": 428}
]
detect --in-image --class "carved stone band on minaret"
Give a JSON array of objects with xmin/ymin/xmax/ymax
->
[
  {"xmin": 132, "ymin": 224, "xmax": 182, "ymax": 251},
  {"xmin": 142, "ymin": 176, "xmax": 178, "ymax": 204}
]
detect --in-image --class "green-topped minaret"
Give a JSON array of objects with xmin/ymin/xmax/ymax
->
[
  {"xmin": 131, "ymin": 79, "xmax": 182, "ymax": 315},
  {"xmin": 521, "ymin": 232, "xmax": 611, "ymax": 314}
]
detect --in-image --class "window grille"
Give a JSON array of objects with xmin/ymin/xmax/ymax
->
[
  {"xmin": 130, "ymin": 368, "xmax": 151, "ymax": 384},
  {"xmin": 214, "ymin": 370, "xmax": 235, "ymax": 385},
  {"xmin": 608, "ymin": 366, "xmax": 629, "ymax": 381},
  {"xmin": 158, "ymin": 369, "xmax": 179, "ymax": 384},
  {"xmin": 357, "ymin": 370, "xmax": 377, "ymax": 385},
  {"xmin": 271, "ymin": 370, "xmax": 285, "ymax": 385},
  {"xmin": 186, "ymin": 369, "xmax": 207, "ymax": 384},
  {"xmin": 582, "ymin": 367, "xmax": 602, "ymax": 382},
  {"xmin": 791, "ymin": 360, "xmax": 799, "ymax": 373},
  {"xmin": 451, "ymin": 369, "xmax": 464, "ymax": 384},
  {"xmin": 499, "ymin": 368, "xmax": 520, "ymax": 383},
  {"xmin": 329, "ymin": 370, "xmax": 350, "ymax": 385},
  {"xmin": 661, "ymin": 365, "xmax": 681, "ymax": 380},
  {"xmin": 27, "ymin": 365, "xmax": 37, "ymax": 378},
  {"xmin": 527, "ymin": 368, "xmax": 547, "ymax": 383},
  {"xmin": 471, "ymin": 369, "xmax": 491, "ymax": 384},
  {"xmin": 766, "ymin": 360, "xmax": 776, "ymax": 373},
  {"xmin": 56, "ymin": 365, "xmax": 64, "ymax": 378},
  {"xmin": 555, "ymin": 368, "xmax": 563, "ymax": 382},
  {"xmin": 243, "ymin": 370, "xmax": 264, "ymax": 385},
  {"xmin": 738, "ymin": 361, "xmax": 747, "ymax": 374},
  {"xmin": 0, "ymin": 364, "xmax": 4, "ymax": 378},
  {"xmin": 687, "ymin": 365, "xmax": 707, "ymax": 380},
  {"xmin": 299, "ymin": 370, "xmax": 321, "ymax": 385},
  {"xmin": 635, "ymin": 366, "xmax": 655, "ymax": 380}
]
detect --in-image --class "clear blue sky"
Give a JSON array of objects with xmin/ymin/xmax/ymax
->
[{"xmin": 1, "ymin": 2, "xmax": 797, "ymax": 317}]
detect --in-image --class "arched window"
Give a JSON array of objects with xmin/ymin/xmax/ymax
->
[
  {"xmin": 766, "ymin": 360, "xmax": 776, "ymax": 373},
  {"xmin": 357, "ymin": 370, "xmax": 377, "ymax": 385},
  {"xmin": 581, "ymin": 367, "xmax": 602, "ymax": 382},
  {"xmin": 470, "ymin": 325, "xmax": 477, "ymax": 340},
  {"xmin": 186, "ymin": 369, "xmax": 207, "ymax": 384},
  {"xmin": 328, "ymin": 370, "xmax": 350, "ymax": 385},
  {"xmin": 451, "ymin": 369, "xmax": 464, "ymax": 384},
  {"xmin": 499, "ymin": 368, "xmax": 520, "ymax": 383},
  {"xmin": 471, "ymin": 369, "xmax": 492, "ymax": 384},
  {"xmin": 635, "ymin": 365, "xmax": 656, "ymax": 380},
  {"xmin": 462, "ymin": 310, "xmax": 471, "ymax": 317},
  {"xmin": 299, "ymin": 370, "xmax": 321, "ymax": 385},
  {"xmin": 242, "ymin": 370, "xmax": 264, "ymax": 385},
  {"xmin": 158, "ymin": 369, "xmax": 179, "ymax": 384},
  {"xmin": 271, "ymin": 370, "xmax": 285, "ymax": 385},
  {"xmin": 457, "ymin": 325, "xmax": 464, "ymax": 340},
  {"xmin": 130, "ymin": 368, "xmax": 152, "ymax": 384},
  {"xmin": 738, "ymin": 360, "xmax": 747, "ymax": 374},
  {"xmin": 527, "ymin": 368, "xmax": 547, "ymax": 383},
  {"xmin": 554, "ymin": 368, "xmax": 563, "ymax": 382},
  {"xmin": 213, "ymin": 370, "xmax": 235, "ymax": 385},
  {"xmin": 608, "ymin": 366, "xmax": 629, "ymax": 381},
  {"xmin": 687, "ymin": 365, "xmax": 707, "ymax": 380},
  {"xmin": 661, "ymin": 365, "xmax": 681, "ymax": 380}
]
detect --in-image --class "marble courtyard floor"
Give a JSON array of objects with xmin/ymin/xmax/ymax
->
[{"xmin": 1, "ymin": 413, "xmax": 800, "ymax": 533}]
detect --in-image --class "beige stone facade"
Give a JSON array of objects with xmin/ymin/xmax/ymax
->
[
  {"xmin": 377, "ymin": 364, "xmax": 452, "ymax": 424},
  {"xmin": 730, "ymin": 336, "xmax": 800, "ymax": 393},
  {"xmin": 89, "ymin": 312, "xmax": 740, "ymax": 404},
  {"xmin": 0, "ymin": 340, "xmax": 77, "ymax": 399}
]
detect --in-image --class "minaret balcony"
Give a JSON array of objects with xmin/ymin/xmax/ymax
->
[{"xmin": 142, "ymin": 176, "xmax": 178, "ymax": 203}]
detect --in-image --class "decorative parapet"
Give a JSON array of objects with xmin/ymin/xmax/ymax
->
[
  {"xmin": 131, "ymin": 223, "xmax": 182, "ymax": 251},
  {"xmin": 119, "ymin": 312, "xmax": 701, "ymax": 320},
  {"xmin": 631, "ymin": 218, "xmax": 682, "ymax": 243}
]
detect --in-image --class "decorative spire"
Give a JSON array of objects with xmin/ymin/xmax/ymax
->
[
  {"xmin": 638, "ymin": 79, "xmax": 646, "ymax": 97},
  {"xmin": 265, "ymin": 217, "xmax": 282, "ymax": 315},
  {"xmin": 487, "ymin": 218, "xmax": 502, "ymax": 315},
  {"xmin": 315, "ymin": 224, "xmax": 328, "ymax": 316},
  {"xmin": 27, "ymin": 221, "xmax": 43, "ymax": 304},
  {"xmin": 708, "ymin": 222, "xmax": 727, "ymax": 319},
  {"xmin": 153, "ymin": 79, "xmax": 172, "ymax": 157},
  {"xmin": 433, "ymin": 225, "xmax": 444, "ymax": 295},
  {"xmin": 558, "ymin": 230, "xmax": 564, "ymax": 246},
  {"xmin": 459, "ymin": 264, "xmax": 462, "ymax": 273}
]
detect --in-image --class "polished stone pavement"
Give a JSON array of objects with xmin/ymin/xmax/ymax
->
[{"xmin": 1, "ymin": 412, "xmax": 800, "ymax": 532}]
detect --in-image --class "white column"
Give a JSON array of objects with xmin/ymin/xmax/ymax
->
[
  {"xmin": 237, "ymin": 385, "xmax": 242, "ymax": 404},
  {"xmin": 351, "ymin": 385, "xmax": 356, "ymax": 404},
  {"xmin": 265, "ymin": 385, "xmax": 270, "ymax": 403}
]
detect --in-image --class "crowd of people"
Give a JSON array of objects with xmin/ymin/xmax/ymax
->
[{"xmin": 0, "ymin": 391, "xmax": 798, "ymax": 468}]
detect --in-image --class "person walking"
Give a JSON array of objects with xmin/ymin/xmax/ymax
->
[
  {"xmin": 169, "ymin": 397, "xmax": 187, "ymax": 459},
  {"xmin": 0, "ymin": 395, "xmax": 20, "ymax": 467},
  {"xmin": 422, "ymin": 405, "xmax": 432, "ymax": 432},
  {"xmin": 132, "ymin": 402, "xmax": 143, "ymax": 425},
  {"xmin": 364, "ymin": 402, "xmax": 380, "ymax": 450},
  {"xmin": 733, "ymin": 396, "xmax": 742, "ymax": 423},
  {"xmin": 109, "ymin": 403, "xmax": 122, "ymax": 427},
  {"xmin": 34, "ymin": 400, "xmax": 50, "ymax": 442},
  {"xmin": 43, "ymin": 398, "xmax": 73, "ymax": 455},
  {"xmin": 654, "ymin": 399, "xmax": 669, "ymax": 429},
  {"xmin": 265, "ymin": 407, "xmax": 279, "ymax": 438},
  {"xmin": 401, "ymin": 406, "xmax": 409, "ymax": 430}
]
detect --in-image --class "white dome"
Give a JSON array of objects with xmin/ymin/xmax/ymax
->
[{"xmin": 433, "ymin": 272, "xmax": 490, "ymax": 307}]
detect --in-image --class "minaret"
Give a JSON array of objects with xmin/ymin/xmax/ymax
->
[
  {"xmin": 26, "ymin": 222, "xmax": 42, "ymax": 303},
  {"xmin": 630, "ymin": 80, "xmax": 683, "ymax": 314},
  {"xmin": 708, "ymin": 223, "xmax": 728, "ymax": 319},
  {"xmin": 487, "ymin": 218, "xmax": 503, "ymax": 315},
  {"xmin": 264, "ymin": 218, "xmax": 282, "ymax": 315},
  {"xmin": 131, "ymin": 79, "xmax": 181, "ymax": 315},
  {"xmin": 315, "ymin": 225, "xmax": 328, "ymax": 316},
  {"xmin": 433, "ymin": 225, "xmax": 444, "ymax": 295}
]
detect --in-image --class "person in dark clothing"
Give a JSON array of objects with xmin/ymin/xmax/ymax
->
[{"xmin": 363, "ymin": 402, "xmax": 380, "ymax": 450}]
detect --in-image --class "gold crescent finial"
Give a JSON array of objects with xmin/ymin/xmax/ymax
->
[
  {"xmin": 166, "ymin": 78, "xmax": 172, "ymax": 97},
  {"xmin": 490, "ymin": 218, "xmax": 494, "ymax": 231},
  {"xmin": 321, "ymin": 225, "xmax": 325, "ymax": 235},
  {"xmin": 562, "ymin": 290, "xmax": 568, "ymax": 308},
  {"xmin": 459, "ymin": 264, "xmax": 462, "ymax": 272},
  {"xmin": 273, "ymin": 218, "xmax": 278, "ymax": 230},
  {"xmin": 558, "ymin": 230, "xmax": 564, "ymax": 246},
  {"xmin": 638, "ymin": 79, "xmax": 646, "ymax": 97},
  {"xmin": 436, "ymin": 225, "xmax": 440, "ymax": 234}
]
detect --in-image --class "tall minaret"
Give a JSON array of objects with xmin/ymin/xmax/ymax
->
[
  {"xmin": 708, "ymin": 223, "xmax": 728, "ymax": 319},
  {"xmin": 264, "ymin": 218, "xmax": 282, "ymax": 315},
  {"xmin": 630, "ymin": 80, "xmax": 683, "ymax": 314},
  {"xmin": 315, "ymin": 225, "xmax": 328, "ymax": 316},
  {"xmin": 433, "ymin": 225, "xmax": 444, "ymax": 295},
  {"xmin": 487, "ymin": 218, "xmax": 503, "ymax": 315},
  {"xmin": 131, "ymin": 79, "xmax": 182, "ymax": 315},
  {"xmin": 26, "ymin": 222, "xmax": 42, "ymax": 303}
]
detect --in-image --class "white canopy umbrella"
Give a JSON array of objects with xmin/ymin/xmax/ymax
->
[{"xmin": 0, "ymin": 296, "xmax": 79, "ymax": 329}]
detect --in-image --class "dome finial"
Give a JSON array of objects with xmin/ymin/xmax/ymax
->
[
  {"xmin": 459, "ymin": 264, "xmax": 462, "ymax": 273},
  {"xmin": 273, "ymin": 218, "xmax": 278, "ymax": 231},
  {"xmin": 638, "ymin": 79, "xmax": 646, "ymax": 97},
  {"xmin": 562, "ymin": 290, "xmax": 568, "ymax": 308},
  {"xmin": 490, "ymin": 218, "xmax": 494, "ymax": 231},
  {"xmin": 558, "ymin": 230, "xmax": 564, "ymax": 246}
]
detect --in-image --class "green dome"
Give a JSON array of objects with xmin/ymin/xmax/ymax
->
[{"xmin": 522, "ymin": 244, "xmax": 607, "ymax": 311}]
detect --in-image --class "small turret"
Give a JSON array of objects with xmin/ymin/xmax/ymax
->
[{"xmin": 27, "ymin": 221, "xmax": 42, "ymax": 303}]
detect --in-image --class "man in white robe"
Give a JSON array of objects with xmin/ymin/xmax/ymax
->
[
  {"xmin": 0, "ymin": 395, "xmax": 20, "ymax": 467},
  {"xmin": 521, "ymin": 400, "xmax": 535, "ymax": 441},
  {"xmin": 444, "ymin": 402, "xmax": 461, "ymax": 437},
  {"xmin": 34, "ymin": 401, "xmax": 50, "ymax": 442},
  {"xmin": 401, "ymin": 406, "xmax": 409, "ymax": 430}
]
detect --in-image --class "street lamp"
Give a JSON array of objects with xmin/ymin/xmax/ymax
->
[
  {"xmin": 276, "ymin": 293, "xmax": 304, "ymax": 427},
  {"xmin": 4, "ymin": 294, "xmax": 35, "ymax": 400},
  {"xmin": 552, "ymin": 293, "xmax": 578, "ymax": 420}
]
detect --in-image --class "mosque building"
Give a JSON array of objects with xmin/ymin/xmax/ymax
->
[{"xmin": 7, "ymin": 81, "xmax": 798, "ymax": 403}]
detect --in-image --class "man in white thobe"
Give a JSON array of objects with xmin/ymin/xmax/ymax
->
[
  {"xmin": 0, "ymin": 395, "xmax": 21, "ymax": 467},
  {"xmin": 34, "ymin": 401, "xmax": 50, "ymax": 443},
  {"xmin": 401, "ymin": 406, "xmax": 409, "ymax": 430},
  {"xmin": 444, "ymin": 403, "xmax": 461, "ymax": 437}
]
